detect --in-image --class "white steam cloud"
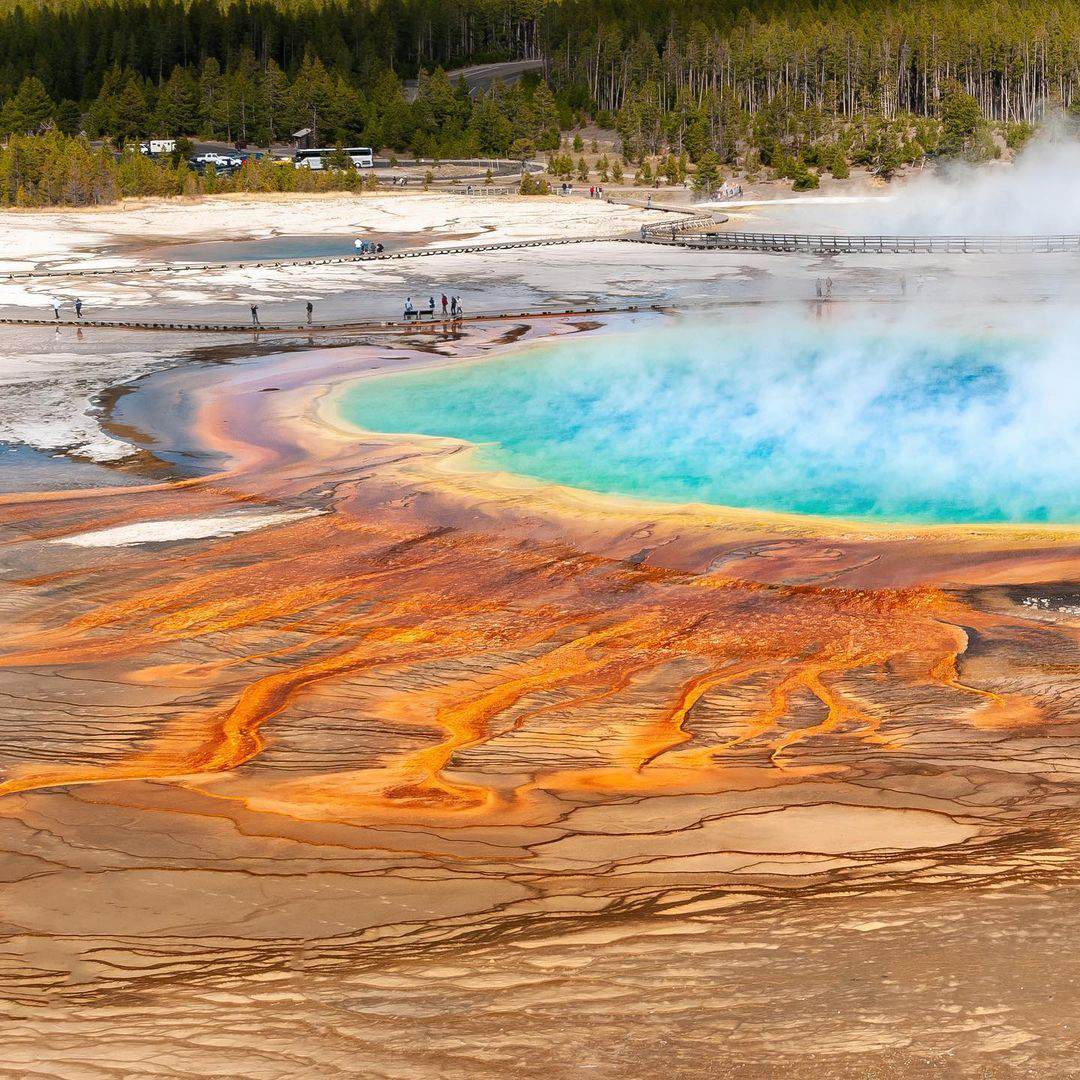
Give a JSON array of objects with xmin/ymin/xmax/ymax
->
[
  {"xmin": 348, "ymin": 310, "xmax": 1080, "ymax": 524},
  {"xmin": 857, "ymin": 129, "xmax": 1080, "ymax": 235}
]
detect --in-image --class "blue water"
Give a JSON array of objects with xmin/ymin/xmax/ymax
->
[
  {"xmin": 340, "ymin": 320, "xmax": 1080, "ymax": 524},
  {"xmin": 155, "ymin": 235, "xmax": 360, "ymax": 263},
  {"xmin": 0, "ymin": 443, "xmax": 146, "ymax": 492}
]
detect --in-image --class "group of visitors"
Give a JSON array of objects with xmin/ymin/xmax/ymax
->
[
  {"xmin": 354, "ymin": 239, "xmax": 384, "ymax": 254},
  {"xmin": 249, "ymin": 300, "xmax": 313, "ymax": 326},
  {"xmin": 719, "ymin": 183, "xmax": 744, "ymax": 199},
  {"xmin": 814, "ymin": 277, "xmax": 835, "ymax": 299},
  {"xmin": 588, "ymin": 186, "xmax": 605, "ymax": 199},
  {"xmin": 51, "ymin": 297, "xmax": 84, "ymax": 320},
  {"xmin": 246, "ymin": 293, "xmax": 467, "ymax": 328},
  {"xmin": 403, "ymin": 294, "xmax": 464, "ymax": 321}
]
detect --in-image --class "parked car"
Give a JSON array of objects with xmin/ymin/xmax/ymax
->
[{"xmin": 187, "ymin": 152, "xmax": 243, "ymax": 174}]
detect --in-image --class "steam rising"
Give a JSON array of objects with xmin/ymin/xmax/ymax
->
[
  {"xmin": 345, "ymin": 314, "xmax": 1080, "ymax": 524},
  {"xmin": 790, "ymin": 129, "xmax": 1080, "ymax": 236},
  {"xmin": 862, "ymin": 131, "xmax": 1080, "ymax": 235}
]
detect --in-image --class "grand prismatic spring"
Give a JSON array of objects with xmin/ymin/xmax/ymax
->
[{"xmin": 3, "ymin": 189, "xmax": 1080, "ymax": 1079}]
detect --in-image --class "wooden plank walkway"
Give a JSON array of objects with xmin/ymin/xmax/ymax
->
[
  {"xmin": 5, "ymin": 216, "xmax": 1078, "ymax": 291},
  {"xmin": 679, "ymin": 231, "xmax": 1080, "ymax": 254},
  {"xmin": 0, "ymin": 235, "xmax": 624, "ymax": 282},
  {"xmin": 0, "ymin": 303, "xmax": 655, "ymax": 334}
]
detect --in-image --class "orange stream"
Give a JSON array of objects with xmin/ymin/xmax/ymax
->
[{"xmin": 0, "ymin": 482, "xmax": 1034, "ymax": 824}]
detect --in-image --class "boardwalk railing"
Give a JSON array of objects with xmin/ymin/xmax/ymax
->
[
  {"xmin": 7, "ymin": 224, "xmax": 1079, "ymax": 286},
  {"xmin": 448, "ymin": 185, "xmax": 513, "ymax": 196},
  {"xmin": 678, "ymin": 232, "xmax": 1080, "ymax": 254},
  {"xmin": 641, "ymin": 213, "xmax": 719, "ymax": 240},
  {"xmin": 0, "ymin": 302, "xmax": 653, "ymax": 334},
  {"xmin": 1, "ymin": 235, "xmax": 611, "ymax": 281}
]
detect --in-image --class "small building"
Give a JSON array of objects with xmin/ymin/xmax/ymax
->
[{"xmin": 291, "ymin": 128, "xmax": 314, "ymax": 150}]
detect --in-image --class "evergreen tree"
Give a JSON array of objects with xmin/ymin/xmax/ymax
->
[
  {"xmin": 0, "ymin": 77, "xmax": 55, "ymax": 135},
  {"xmin": 55, "ymin": 100, "xmax": 83, "ymax": 136},
  {"xmin": 531, "ymin": 80, "xmax": 560, "ymax": 150},
  {"xmin": 939, "ymin": 81, "xmax": 985, "ymax": 159},
  {"xmin": 153, "ymin": 67, "xmax": 198, "ymax": 137},
  {"xmin": 469, "ymin": 91, "xmax": 512, "ymax": 154},
  {"xmin": 691, "ymin": 151, "xmax": 720, "ymax": 197}
]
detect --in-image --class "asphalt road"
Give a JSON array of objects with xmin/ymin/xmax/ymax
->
[{"xmin": 403, "ymin": 58, "xmax": 544, "ymax": 101}]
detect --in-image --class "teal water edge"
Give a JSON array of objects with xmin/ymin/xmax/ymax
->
[
  {"xmin": 339, "ymin": 317, "xmax": 1080, "ymax": 524},
  {"xmin": 154, "ymin": 235, "xmax": 360, "ymax": 263}
]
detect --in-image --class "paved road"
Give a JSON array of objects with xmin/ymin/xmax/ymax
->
[{"xmin": 404, "ymin": 59, "xmax": 544, "ymax": 101}]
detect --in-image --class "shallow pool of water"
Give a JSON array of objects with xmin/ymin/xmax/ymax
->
[
  {"xmin": 340, "ymin": 316, "xmax": 1080, "ymax": 524},
  {"xmin": 0, "ymin": 443, "xmax": 147, "ymax": 492},
  {"xmin": 154, "ymin": 235, "xmax": 362, "ymax": 263}
]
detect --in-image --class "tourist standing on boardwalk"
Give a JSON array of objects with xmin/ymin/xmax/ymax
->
[
  {"xmin": 404, "ymin": 297, "xmax": 415, "ymax": 320},
  {"xmin": 52, "ymin": 298, "xmax": 61, "ymax": 320},
  {"xmin": 441, "ymin": 293, "xmax": 448, "ymax": 316},
  {"xmin": 450, "ymin": 296, "xmax": 458, "ymax": 317},
  {"xmin": 454, "ymin": 297, "xmax": 463, "ymax": 319},
  {"xmin": 815, "ymin": 278, "xmax": 823, "ymax": 298},
  {"xmin": 75, "ymin": 298, "xmax": 83, "ymax": 319},
  {"xmin": 306, "ymin": 301, "xmax": 313, "ymax": 323},
  {"xmin": 251, "ymin": 304, "xmax": 260, "ymax": 326}
]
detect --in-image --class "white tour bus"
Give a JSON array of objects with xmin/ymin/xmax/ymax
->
[{"xmin": 294, "ymin": 147, "xmax": 374, "ymax": 170}]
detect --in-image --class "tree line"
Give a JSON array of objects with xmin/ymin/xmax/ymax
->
[
  {"xmin": 0, "ymin": 129, "xmax": 387, "ymax": 206},
  {"xmin": 0, "ymin": 0, "xmax": 545, "ymax": 106},
  {"xmin": 543, "ymin": 0, "xmax": 1080, "ymax": 124},
  {"xmin": 0, "ymin": 0, "xmax": 1065, "ymax": 206},
  {"xmin": 2, "ymin": 0, "xmax": 1078, "ymax": 130},
  {"xmin": 0, "ymin": 58, "xmax": 570, "ymax": 161}
]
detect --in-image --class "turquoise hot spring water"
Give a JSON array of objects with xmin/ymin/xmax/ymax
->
[{"xmin": 339, "ymin": 318, "xmax": 1080, "ymax": 525}]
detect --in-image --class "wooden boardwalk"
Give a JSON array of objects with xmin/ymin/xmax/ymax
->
[
  {"xmin": 677, "ymin": 231, "xmax": 1080, "ymax": 254},
  {"xmin": 4, "ymin": 210, "xmax": 1077, "ymax": 293},
  {"xmin": 0, "ymin": 303, "xmax": 656, "ymax": 334},
  {"xmin": 0, "ymin": 235, "xmax": 620, "ymax": 282}
]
